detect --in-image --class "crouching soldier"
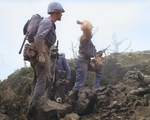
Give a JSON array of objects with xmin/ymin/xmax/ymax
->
[{"xmin": 51, "ymin": 46, "xmax": 71, "ymax": 103}]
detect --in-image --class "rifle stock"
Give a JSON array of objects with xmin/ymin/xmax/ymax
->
[{"xmin": 103, "ymin": 45, "xmax": 111, "ymax": 52}]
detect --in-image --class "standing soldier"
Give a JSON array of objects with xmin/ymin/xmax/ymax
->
[
  {"xmin": 68, "ymin": 20, "xmax": 104, "ymax": 100},
  {"xmin": 28, "ymin": 2, "xmax": 65, "ymax": 109},
  {"xmin": 55, "ymin": 53, "xmax": 71, "ymax": 103},
  {"xmin": 51, "ymin": 46, "xmax": 71, "ymax": 103}
]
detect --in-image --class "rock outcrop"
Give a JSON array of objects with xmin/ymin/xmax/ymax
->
[
  {"xmin": 1, "ymin": 52, "xmax": 150, "ymax": 120},
  {"xmin": 27, "ymin": 96, "xmax": 72, "ymax": 120}
]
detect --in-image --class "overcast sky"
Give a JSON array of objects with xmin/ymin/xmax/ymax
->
[{"xmin": 0, "ymin": 0, "xmax": 150, "ymax": 80}]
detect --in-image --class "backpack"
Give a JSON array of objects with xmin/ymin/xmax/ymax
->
[
  {"xmin": 23, "ymin": 14, "xmax": 43, "ymax": 43},
  {"xmin": 21, "ymin": 14, "xmax": 43, "ymax": 61}
]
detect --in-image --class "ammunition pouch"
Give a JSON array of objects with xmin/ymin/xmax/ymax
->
[
  {"xmin": 57, "ymin": 70, "xmax": 66, "ymax": 79},
  {"xmin": 56, "ymin": 78, "xmax": 66, "ymax": 85},
  {"xmin": 56, "ymin": 70, "xmax": 66, "ymax": 85},
  {"xmin": 23, "ymin": 43, "xmax": 37, "ymax": 61}
]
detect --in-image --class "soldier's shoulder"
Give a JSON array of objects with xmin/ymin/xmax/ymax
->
[{"xmin": 40, "ymin": 18, "xmax": 52, "ymax": 25}]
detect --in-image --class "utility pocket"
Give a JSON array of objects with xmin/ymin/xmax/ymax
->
[{"xmin": 23, "ymin": 43, "xmax": 36, "ymax": 61}]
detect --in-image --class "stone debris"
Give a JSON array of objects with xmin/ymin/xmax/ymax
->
[{"xmin": 1, "ymin": 70, "xmax": 150, "ymax": 120}]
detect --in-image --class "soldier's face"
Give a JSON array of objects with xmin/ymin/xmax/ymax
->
[{"xmin": 56, "ymin": 12, "xmax": 62, "ymax": 21}]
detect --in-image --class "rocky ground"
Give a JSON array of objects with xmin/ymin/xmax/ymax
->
[{"xmin": 1, "ymin": 51, "xmax": 150, "ymax": 120}]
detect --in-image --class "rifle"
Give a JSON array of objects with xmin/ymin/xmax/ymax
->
[
  {"xmin": 90, "ymin": 45, "xmax": 110, "ymax": 67},
  {"xmin": 96, "ymin": 45, "xmax": 111, "ymax": 56},
  {"xmin": 99, "ymin": 45, "xmax": 110, "ymax": 53},
  {"xmin": 19, "ymin": 37, "xmax": 26, "ymax": 54},
  {"xmin": 51, "ymin": 40, "xmax": 59, "ymax": 100}
]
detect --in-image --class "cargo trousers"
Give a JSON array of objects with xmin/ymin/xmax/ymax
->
[
  {"xmin": 28, "ymin": 47, "xmax": 52, "ymax": 108},
  {"xmin": 72, "ymin": 57, "xmax": 103, "ymax": 92}
]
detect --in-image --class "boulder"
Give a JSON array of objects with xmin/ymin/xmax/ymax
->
[
  {"xmin": 131, "ymin": 106, "xmax": 150, "ymax": 120},
  {"xmin": 75, "ymin": 87, "xmax": 97, "ymax": 115},
  {"xmin": 61, "ymin": 113, "xmax": 80, "ymax": 120},
  {"xmin": 28, "ymin": 96, "xmax": 73, "ymax": 120},
  {"xmin": 0, "ymin": 114, "xmax": 9, "ymax": 120}
]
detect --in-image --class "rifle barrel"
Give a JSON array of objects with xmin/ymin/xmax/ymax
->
[
  {"xmin": 103, "ymin": 45, "xmax": 111, "ymax": 52},
  {"xmin": 19, "ymin": 37, "xmax": 26, "ymax": 54}
]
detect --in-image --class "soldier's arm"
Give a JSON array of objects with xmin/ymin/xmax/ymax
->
[
  {"xmin": 34, "ymin": 19, "xmax": 52, "ymax": 54},
  {"xmin": 62, "ymin": 57, "xmax": 71, "ymax": 81},
  {"xmin": 34, "ymin": 19, "xmax": 52, "ymax": 66}
]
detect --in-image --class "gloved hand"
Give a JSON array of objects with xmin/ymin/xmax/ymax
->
[{"xmin": 38, "ymin": 53, "xmax": 45, "ymax": 67}]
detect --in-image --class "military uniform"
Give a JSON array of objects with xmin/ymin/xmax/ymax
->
[
  {"xmin": 71, "ymin": 40, "xmax": 103, "ymax": 94},
  {"xmin": 55, "ymin": 56, "xmax": 71, "ymax": 103},
  {"xmin": 29, "ymin": 18, "xmax": 56, "ymax": 107}
]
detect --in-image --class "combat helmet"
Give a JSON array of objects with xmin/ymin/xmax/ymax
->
[{"xmin": 47, "ymin": 2, "xmax": 65, "ymax": 14}]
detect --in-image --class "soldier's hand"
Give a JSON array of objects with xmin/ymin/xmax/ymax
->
[
  {"xmin": 38, "ymin": 53, "xmax": 45, "ymax": 67},
  {"xmin": 96, "ymin": 52, "xmax": 103, "ymax": 58},
  {"xmin": 99, "ymin": 52, "xmax": 103, "ymax": 57},
  {"xmin": 91, "ymin": 58, "xmax": 98, "ymax": 64},
  {"xmin": 66, "ymin": 79, "xmax": 70, "ymax": 84}
]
